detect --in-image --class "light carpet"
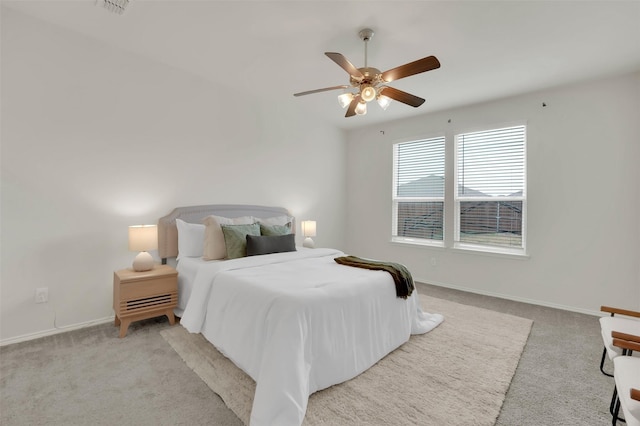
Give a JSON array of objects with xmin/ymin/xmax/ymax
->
[{"xmin": 161, "ymin": 295, "xmax": 533, "ymax": 425}]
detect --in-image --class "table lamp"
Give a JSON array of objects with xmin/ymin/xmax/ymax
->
[
  {"xmin": 128, "ymin": 225, "xmax": 157, "ymax": 271},
  {"xmin": 301, "ymin": 220, "xmax": 316, "ymax": 248}
]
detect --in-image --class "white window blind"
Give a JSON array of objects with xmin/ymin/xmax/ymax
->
[
  {"xmin": 455, "ymin": 125, "xmax": 526, "ymax": 249},
  {"xmin": 392, "ymin": 136, "xmax": 445, "ymax": 242}
]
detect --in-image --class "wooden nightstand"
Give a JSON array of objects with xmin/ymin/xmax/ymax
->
[{"xmin": 113, "ymin": 264, "xmax": 178, "ymax": 338}]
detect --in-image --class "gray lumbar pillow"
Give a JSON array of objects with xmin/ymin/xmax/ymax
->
[{"xmin": 246, "ymin": 234, "xmax": 296, "ymax": 256}]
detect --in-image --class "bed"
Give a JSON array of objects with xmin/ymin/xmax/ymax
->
[{"xmin": 158, "ymin": 204, "xmax": 444, "ymax": 426}]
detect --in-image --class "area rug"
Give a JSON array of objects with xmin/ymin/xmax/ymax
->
[{"xmin": 161, "ymin": 295, "xmax": 533, "ymax": 426}]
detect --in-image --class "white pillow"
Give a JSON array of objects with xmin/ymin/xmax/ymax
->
[
  {"xmin": 255, "ymin": 215, "xmax": 294, "ymax": 227},
  {"xmin": 203, "ymin": 215, "xmax": 255, "ymax": 260},
  {"xmin": 176, "ymin": 219, "xmax": 205, "ymax": 260}
]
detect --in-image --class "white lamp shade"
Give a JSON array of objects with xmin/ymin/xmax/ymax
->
[
  {"xmin": 338, "ymin": 92, "xmax": 354, "ymax": 108},
  {"xmin": 361, "ymin": 86, "xmax": 376, "ymax": 102},
  {"xmin": 377, "ymin": 95, "xmax": 391, "ymax": 110},
  {"xmin": 301, "ymin": 221, "xmax": 316, "ymax": 237},
  {"xmin": 355, "ymin": 101, "xmax": 367, "ymax": 115},
  {"xmin": 128, "ymin": 225, "xmax": 158, "ymax": 252}
]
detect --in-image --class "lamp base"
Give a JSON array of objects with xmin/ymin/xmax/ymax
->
[
  {"xmin": 133, "ymin": 251, "xmax": 154, "ymax": 272},
  {"xmin": 303, "ymin": 237, "xmax": 315, "ymax": 249}
]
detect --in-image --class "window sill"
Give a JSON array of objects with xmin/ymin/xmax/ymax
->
[
  {"xmin": 390, "ymin": 237, "xmax": 445, "ymax": 249},
  {"xmin": 452, "ymin": 243, "xmax": 529, "ymax": 259},
  {"xmin": 389, "ymin": 238, "xmax": 529, "ymax": 259}
]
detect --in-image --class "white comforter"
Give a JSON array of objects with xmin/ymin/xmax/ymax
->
[{"xmin": 181, "ymin": 248, "xmax": 443, "ymax": 426}]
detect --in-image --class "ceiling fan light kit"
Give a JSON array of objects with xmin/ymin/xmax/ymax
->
[
  {"xmin": 338, "ymin": 92, "xmax": 354, "ymax": 108},
  {"xmin": 355, "ymin": 101, "xmax": 367, "ymax": 116},
  {"xmin": 294, "ymin": 28, "xmax": 440, "ymax": 118},
  {"xmin": 377, "ymin": 93, "xmax": 392, "ymax": 110},
  {"xmin": 360, "ymin": 85, "xmax": 376, "ymax": 102}
]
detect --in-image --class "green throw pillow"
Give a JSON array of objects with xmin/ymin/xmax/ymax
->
[
  {"xmin": 260, "ymin": 223, "xmax": 291, "ymax": 236},
  {"xmin": 221, "ymin": 223, "xmax": 260, "ymax": 259}
]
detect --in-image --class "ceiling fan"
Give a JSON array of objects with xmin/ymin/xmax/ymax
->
[{"xmin": 294, "ymin": 28, "xmax": 440, "ymax": 118}]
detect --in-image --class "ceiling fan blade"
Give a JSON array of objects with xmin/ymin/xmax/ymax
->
[
  {"xmin": 294, "ymin": 85, "xmax": 350, "ymax": 97},
  {"xmin": 379, "ymin": 86, "xmax": 425, "ymax": 107},
  {"xmin": 381, "ymin": 56, "xmax": 440, "ymax": 83},
  {"xmin": 325, "ymin": 52, "xmax": 364, "ymax": 79},
  {"xmin": 345, "ymin": 96, "xmax": 360, "ymax": 117}
]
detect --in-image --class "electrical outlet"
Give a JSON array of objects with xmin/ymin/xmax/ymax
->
[
  {"xmin": 35, "ymin": 287, "xmax": 48, "ymax": 304},
  {"xmin": 430, "ymin": 257, "xmax": 437, "ymax": 266}
]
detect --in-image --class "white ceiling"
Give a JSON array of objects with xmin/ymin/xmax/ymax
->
[{"xmin": 4, "ymin": 0, "xmax": 640, "ymax": 129}]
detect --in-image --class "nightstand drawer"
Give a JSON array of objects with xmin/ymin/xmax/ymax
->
[{"xmin": 119, "ymin": 275, "xmax": 176, "ymax": 301}]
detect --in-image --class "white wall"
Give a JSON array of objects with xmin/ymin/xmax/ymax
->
[
  {"xmin": 0, "ymin": 8, "xmax": 347, "ymax": 343},
  {"xmin": 346, "ymin": 72, "xmax": 640, "ymax": 315}
]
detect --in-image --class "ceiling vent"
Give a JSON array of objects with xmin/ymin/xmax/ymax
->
[{"xmin": 98, "ymin": 0, "xmax": 130, "ymax": 15}]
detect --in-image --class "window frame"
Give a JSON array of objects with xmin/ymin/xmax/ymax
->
[
  {"xmin": 390, "ymin": 123, "xmax": 528, "ymax": 257},
  {"xmin": 453, "ymin": 123, "xmax": 527, "ymax": 256},
  {"xmin": 391, "ymin": 134, "xmax": 446, "ymax": 247}
]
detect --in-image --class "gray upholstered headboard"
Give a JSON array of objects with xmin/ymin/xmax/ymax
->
[{"xmin": 157, "ymin": 204, "xmax": 294, "ymax": 261}]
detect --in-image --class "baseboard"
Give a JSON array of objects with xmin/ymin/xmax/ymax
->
[
  {"xmin": 1, "ymin": 280, "xmax": 601, "ymax": 346},
  {"xmin": 416, "ymin": 277, "xmax": 603, "ymax": 317},
  {"xmin": 0, "ymin": 316, "xmax": 115, "ymax": 347}
]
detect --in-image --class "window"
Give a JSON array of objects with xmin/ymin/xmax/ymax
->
[
  {"xmin": 455, "ymin": 125, "xmax": 526, "ymax": 251},
  {"xmin": 392, "ymin": 136, "xmax": 445, "ymax": 243},
  {"xmin": 391, "ymin": 124, "xmax": 527, "ymax": 255}
]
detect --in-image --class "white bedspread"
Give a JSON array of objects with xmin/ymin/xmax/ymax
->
[
  {"xmin": 175, "ymin": 256, "xmax": 217, "ymax": 316},
  {"xmin": 180, "ymin": 248, "xmax": 443, "ymax": 426}
]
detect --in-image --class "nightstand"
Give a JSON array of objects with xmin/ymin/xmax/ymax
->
[{"xmin": 113, "ymin": 264, "xmax": 178, "ymax": 338}]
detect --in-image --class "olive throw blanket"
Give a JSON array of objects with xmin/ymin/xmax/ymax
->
[{"xmin": 334, "ymin": 256, "xmax": 414, "ymax": 299}]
